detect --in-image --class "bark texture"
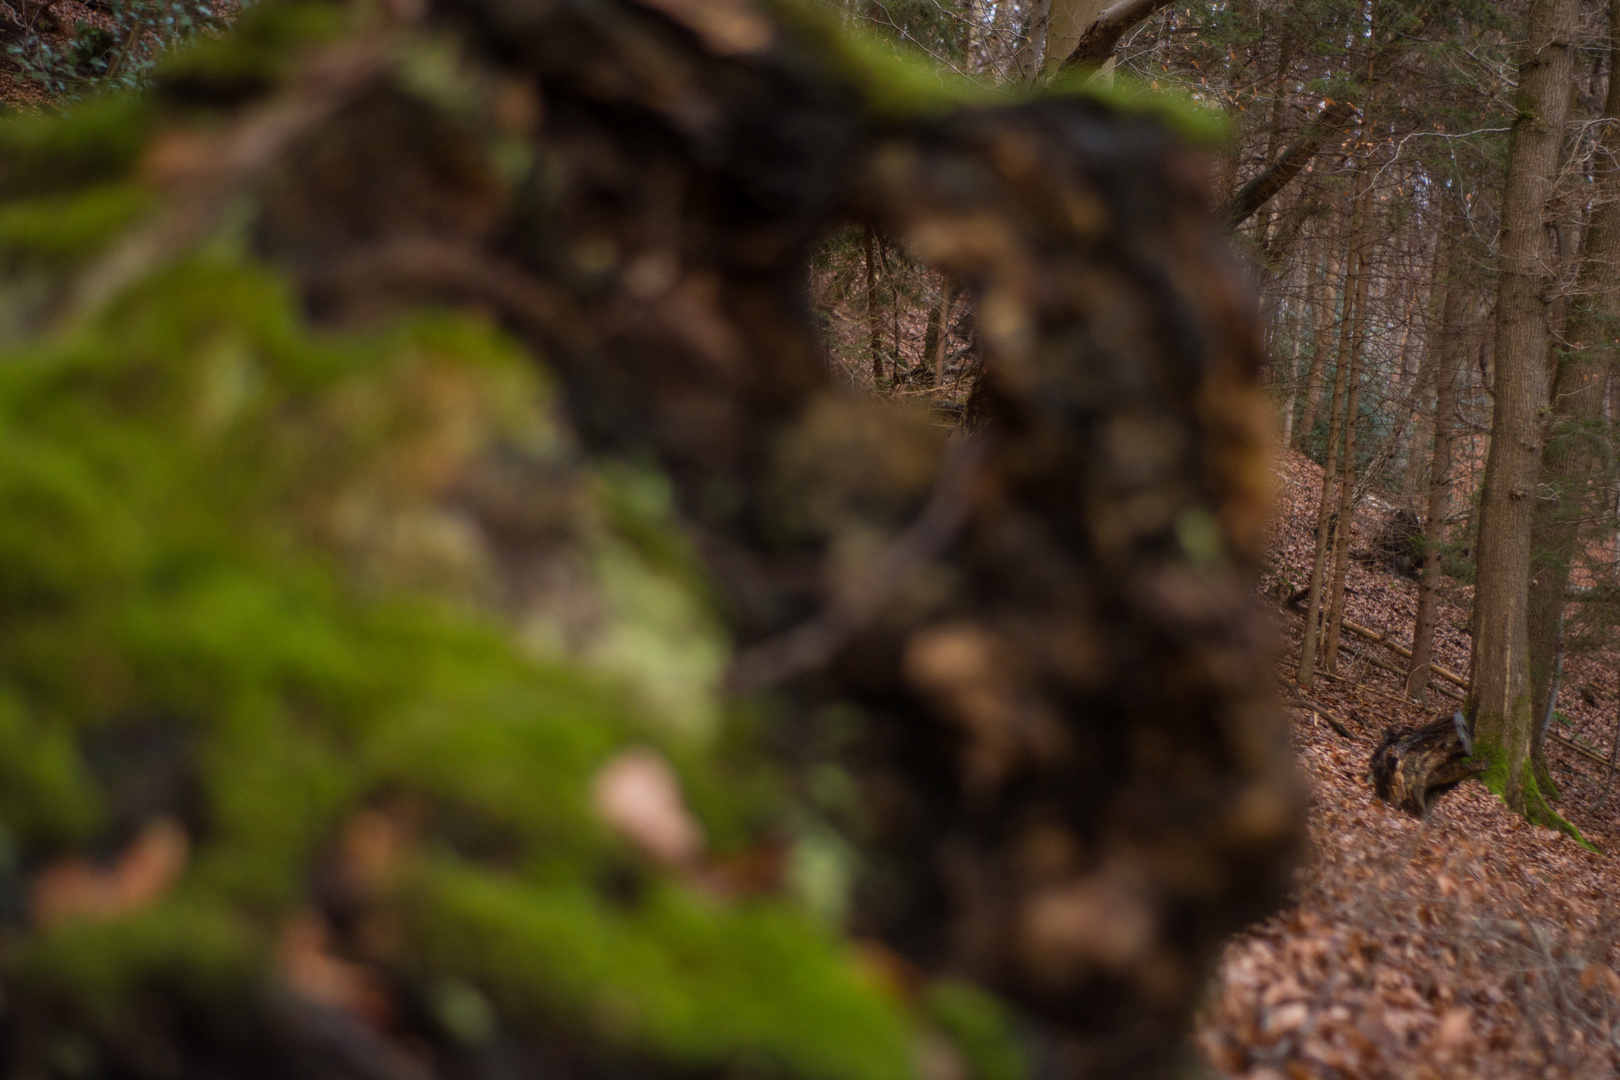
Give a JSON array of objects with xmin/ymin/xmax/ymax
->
[
  {"xmin": 1370, "ymin": 713, "xmax": 1487, "ymax": 817},
  {"xmin": 1406, "ymin": 215, "xmax": 1467, "ymax": 702},
  {"xmin": 1043, "ymin": 0, "xmax": 1110, "ymax": 75},
  {"xmin": 1469, "ymin": 0, "xmax": 1581, "ymax": 808},
  {"xmin": 1526, "ymin": 0, "xmax": 1620, "ymax": 781}
]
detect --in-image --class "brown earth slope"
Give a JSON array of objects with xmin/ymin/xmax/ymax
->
[{"xmin": 1197, "ymin": 449, "xmax": 1620, "ymax": 1079}]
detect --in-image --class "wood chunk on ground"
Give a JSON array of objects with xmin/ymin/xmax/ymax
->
[{"xmin": 1368, "ymin": 712, "xmax": 1484, "ymax": 817}]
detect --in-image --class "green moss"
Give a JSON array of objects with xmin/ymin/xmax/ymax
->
[
  {"xmin": 11, "ymin": 898, "xmax": 263, "ymax": 1020},
  {"xmin": 1043, "ymin": 69, "xmax": 1230, "ymax": 147},
  {"xmin": 0, "ymin": 96, "xmax": 153, "ymax": 198},
  {"xmin": 772, "ymin": 0, "xmax": 1225, "ymax": 141},
  {"xmin": 404, "ymin": 862, "xmax": 914, "ymax": 1080},
  {"xmin": 924, "ymin": 981, "xmax": 1030, "ymax": 1080},
  {"xmin": 772, "ymin": 0, "xmax": 1001, "ymax": 117},
  {"xmin": 0, "ymin": 237, "xmax": 917, "ymax": 1080},
  {"xmin": 0, "ymin": 184, "xmax": 155, "ymax": 268},
  {"xmin": 1474, "ymin": 738, "xmax": 1597, "ymax": 852},
  {"xmin": 0, "ymin": 690, "xmax": 102, "ymax": 848}
]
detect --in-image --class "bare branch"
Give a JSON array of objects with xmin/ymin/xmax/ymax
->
[
  {"xmin": 1224, "ymin": 99, "xmax": 1357, "ymax": 228},
  {"xmin": 1056, "ymin": 0, "xmax": 1176, "ymax": 71}
]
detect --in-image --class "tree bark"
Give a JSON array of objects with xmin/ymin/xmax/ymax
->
[
  {"xmin": 918, "ymin": 280, "xmax": 955, "ymax": 388},
  {"xmin": 1295, "ymin": 233, "xmax": 1344, "ymax": 447},
  {"xmin": 1526, "ymin": 0, "xmax": 1620, "ymax": 791},
  {"xmin": 1223, "ymin": 0, "xmax": 1447, "ymax": 227},
  {"xmin": 1043, "ymin": 0, "xmax": 1111, "ymax": 77},
  {"xmin": 1322, "ymin": 168, "xmax": 1373, "ymax": 673},
  {"xmin": 1370, "ymin": 712, "xmax": 1486, "ymax": 817},
  {"xmin": 1319, "ymin": 44, "xmax": 1378, "ymax": 673},
  {"xmin": 1407, "ymin": 212, "xmax": 1467, "ymax": 702},
  {"xmin": 1277, "ymin": 234, "xmax": 1321, "ymax": 447},
  {"xmin": 1013, "ymin": 0, "xmax": 1052, "ymax": 81},
  {"xmin": 1469, "ymin": 0, "xmax": 1581, "ymax": 812},
  {"xmin": 1055, "ymin": 0, "xmax": 1176, "ymax": 72},
  {"xmin": 1298, "ymin": 226, "xmax": 1360, "ymax": 688},
  {"xmin": 865, "ymin": 222, "xmax": 884, "ymax": 387},
  {"xmin": 1224, "ymin": 100, "xmax": 1356, "ymax": 229}
]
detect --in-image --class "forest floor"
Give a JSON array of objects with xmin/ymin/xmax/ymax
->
[{"xmin": 1197, "ymin": 449, "xmax": 1620, "ymax": 1079}]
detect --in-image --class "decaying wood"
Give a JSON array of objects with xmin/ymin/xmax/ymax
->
[{"xmin": 1369, "ymin": 712, "xmax": 1486, "ymax": 816}]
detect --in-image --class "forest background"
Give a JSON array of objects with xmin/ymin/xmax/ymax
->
[{"xmin": 815, "ymin": 0, "xmax": 1620, "ymax": 828}]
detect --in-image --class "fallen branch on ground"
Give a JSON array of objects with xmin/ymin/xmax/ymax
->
[
  {"xmin": 1549, "ymin": 731, "xmax": 1620, "ymax": 775},
  {"xmin": 1340, "ymin": 617, "xmax": 1470, "ymax": 689}
]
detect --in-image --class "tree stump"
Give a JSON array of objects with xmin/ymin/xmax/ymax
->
[{"xmin": 1370, "ymin": 712, "xmax": 1485, "ymax": 816}]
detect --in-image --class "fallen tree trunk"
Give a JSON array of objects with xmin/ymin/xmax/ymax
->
[
  {"xmin": 1370, "ymin": 712, "xmax": 1487, "ymax": 816},
  {"xmin": 1340, "ymin": 617, "xmax": 1470, "ymax": 689},
  {"xmin": 1281, "ymin": 599, "xmax": 1469, "ymax": 695},
  {"xmin": 1550, "ymin": 730, "xmax": 1620, "ymax": 774}
]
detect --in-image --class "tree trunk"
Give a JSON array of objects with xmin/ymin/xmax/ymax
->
[
  {"xmin": 1222, "ymin": 0, "xmax": 1449, "ymax": 228},
  {"xmin": 1392, "ymin": 277, "xmax": 1429, "ymax": 499},
  {"xmin": 1296, "ymin": 235, "xmax": 1344, "ymax": 447},
  {"xmin": 1469, "ymin": 0, "xmax": 1581, "ymax": 813},
  {"xmin": 1323, "ymin": 141, "xmax": 1377, "ymax": 673},
  {"xmin": 1014, "ymin": 0, "xmax": 1052, "ymax": 80},
  {"xmin": 865, "ymin": 223, "xmax": 884, "ymax": 387},
  {"xmin": 1406, "ymin": 214, "xmax": 1467, "ymax": 702},
  {"xmin": 1277, "ymin": 235, "xmax": 1322, "ymax": 447},
  {"xmin": 1056, "ymin": 0, "xmax": 1177, "ymax": 73},
  {"xmin": 1322, "ymin": 227, "xmax": 1370, "ymax": 673},
  {"xmin": 1298, "ymin": 227, "xmax": 1361, "ymax": 689},
  {"xmin": 1525, "ymin": 0, "xmax": 1620, "ymax": 793},
  {"xmin": 1043, "ymin": 0, "xmax": 1110, "ymax": 77},
  {"xmin": 919, "ymin": 281, "xmax": 955, "ymax": 388}
]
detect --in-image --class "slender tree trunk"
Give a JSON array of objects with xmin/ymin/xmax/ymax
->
[
  {"xmin": 1014, "ymin": 0, "xmax": 1052, "ymax": 80},
  {"xmin": 1296, "ymin": 237, "xmax": 1344, "ymax": 447},
  {"xmin": 1526, "ymin": 0, "xmax": 1620, "ymax": 793},
  {"xmin": 1278, "ymin": 236, "xmax": 1323, "ymax": 447},
  {"xmin": 1298, "ymin": 221, "xmax": 1362, "ymax": 689},
  {"xmin": 961, "ymin": 0, "xmax": 981, "ymax": 73},
  {"xmin": 1468, "ymin": 0, "xmax": 1581, "ymax": 813},
  {"xmin": 1323, "ymin": 172, "xmax": 1374, "ymax": 673},
  {"xmin": 919, "ymin": 281, "xmax": 955, "ymax": 388},
  {"xmin": 865, "ymin": 223, "xmax": 883, "ymax": 387},
  {"xmin": 1407, "ymin": 216, "xmax": 1468, "ymax": 702},
  {"xmin": 1391, "ymin": 279, "xmax": 1428, "ymax": 498},
  {"xmin": 1252, "ymin": 35, "xmax": 1296, "ymax": 251},
  {"xmin": 1321, "ymin": 52, "xmax": 1381, "ymax": 673},
  {"xmin": 1610, "ymin": 361, "xmax": 1620, "ymax": 582}
]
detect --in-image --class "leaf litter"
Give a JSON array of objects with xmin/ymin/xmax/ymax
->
[{"xmin": 1198, "ymin": 450, "xmax": 1620, "ymax": 1079}]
